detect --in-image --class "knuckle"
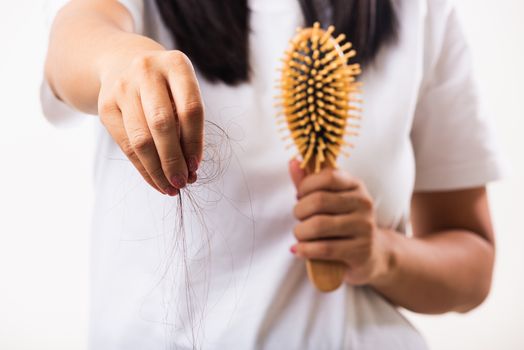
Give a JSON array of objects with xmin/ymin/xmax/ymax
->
[
  {"xmin": 149, "ymin": 110, "xmax": 174, "ymax": 133},
  {"xmin": 292, "ymin": 225, "xmax": 302, "ymax": 240},
  {"xmin": 311, "ymin": 192, "xmax": 327, "ymax": 212},
  {"xmin": 98, "ymin": 110, "xmax": 112, "ymax": 127},
  {"xmin": 359, "ymin": 196, "xmax": 374, "ymax": 211},
  {"xmin": 150, "ymin": 166, "xmax": 166, "ymax": 180},
  {"xmin": 292, "ymin": 204, "xmax": 301, "ymax": 219},
  {"xmin": 366, "ymin": 233, "xmax": 375, "ymax": 248},
  {"xmin": 98, "ymin": 100, "xmax": 118, "ymax": 118},
  {"xmin": 183, "ymin": 142, "xmax": 204, "ymax": 159},
  {"xmin": 130, "ymin": 131, "xmax": 154, "ymax": 152},
  {"xmin": 333, "ymin": 215, "xmax": 346, "ymax": 233},
  {"xmin": 168, "ymin": 50, "xmax": 191, "ymax": 67},
  {"xmin": 162, "ymin": 154, "xmax": 184, "ymax": 169},
  {"xmin": 132, "ymin": 54, "xmax": 154, "ymax": 74},
  {"xmin": 184, "ymin": 139, "xmax": 203, "ymax": 148},
  {"xmin": 180, "ymin": 101, "xmax": 204, "ymax": 119},
  {"xmin": 310, "ymin": 216, "xmax": 326, "ymax": 235},
  {"xmin": 360, "ymin": 219, "xmax": 374, "ymax": 234},
  {"xmin": 354, "ymin": 177, "xmax": 364, "ymax": 188},
  {"xmin": 119, "ymin": 139, "xmax": 135, "ymax": 158},
  {"xmin": 318, "ymin": 242, "xmax": 333, "ymax": 256},
  {"xmin": 114, "ymin": 78, "xmax": 129, "ymax": 95},
  {"xmin": 324, "ymin": 171, "xmax": 337, "ymax": 185},
  {"xmin": 361, "ymin": 238, "xmax": 373, "ymax": 256}
]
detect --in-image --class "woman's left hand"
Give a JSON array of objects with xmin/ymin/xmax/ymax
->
[{"xmin": 288, "ymin": 159, "xmax": 394, "ymax": 286}]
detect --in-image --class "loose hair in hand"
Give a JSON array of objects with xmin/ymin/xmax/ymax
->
[{"xmin": 155, "ymin": 0, "xmax": 398, "ymax": 85}]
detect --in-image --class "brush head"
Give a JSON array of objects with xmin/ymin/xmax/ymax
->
[{"xmin": 277, "ymin": 22, "xmax": 362, "ymax": 173}]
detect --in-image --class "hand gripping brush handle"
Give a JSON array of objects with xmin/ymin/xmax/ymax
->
[{"xmin": 276, "ymin": 22, "xmax": 362, "ymax": 292}]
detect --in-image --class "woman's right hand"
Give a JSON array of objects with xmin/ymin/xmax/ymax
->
[{"xmin": 97, "ymin": 49, "xmax": 204, "ymax": 196}]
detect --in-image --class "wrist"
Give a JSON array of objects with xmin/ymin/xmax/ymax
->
[{"xmin": 370, "ymin": 228, "xmax": 401, "ymax": 288}]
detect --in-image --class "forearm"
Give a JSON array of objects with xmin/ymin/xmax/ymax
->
[
  {"xmin": 45, "ymin": 0, "xmax": 164, "ymax": 114},
  {"xmin": 372, "ymin": 229, "xmax": 494, "ymax": 314}
]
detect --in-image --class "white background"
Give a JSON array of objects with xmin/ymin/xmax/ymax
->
[{"xmin": 0, "ymin": 1, "xmax": 523, "ymax": 349}]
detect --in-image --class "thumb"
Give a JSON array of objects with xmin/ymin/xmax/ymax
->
[{"xmin": 288, "ymin": 158, "xmax": 306, "ymax": 189}]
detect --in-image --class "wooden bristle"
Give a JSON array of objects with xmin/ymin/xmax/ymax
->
[{"xmin": 276, "ymin": 22, "xmax": 362, "ymax": 172}]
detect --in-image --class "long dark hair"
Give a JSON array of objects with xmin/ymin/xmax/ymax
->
[{"xmin": 155, "ymin": 0, "xmax": 398, "ymax": 85}]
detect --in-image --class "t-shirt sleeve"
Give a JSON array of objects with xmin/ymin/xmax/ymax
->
[
  {"xmin": 40, "ymin": 0, "xmax": 145, "ymax": 126},
  {"xmin": 410, "ymin": 3, "xmax": 505, "ymax": 191}
]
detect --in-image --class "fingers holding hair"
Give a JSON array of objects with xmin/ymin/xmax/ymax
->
[
  {"xmin": 139, "ymin": 71, "xmax": 188, "ymax": 189},
  {"xmin": 99, "ymin": 102, "xmax": 174, "ymax": 195},
  {"xmin": 118, "ymin": 92, "xmax": 179, "ymax": 195},
  {"xmin": 97, "ymin": 50, "xmax": 205, "ymax": 194},
  {"xmin": 165, "ymin": 51, "xmax": 204, "ymax": 179}
]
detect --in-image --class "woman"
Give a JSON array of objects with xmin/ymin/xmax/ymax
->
[{"xmin": 42, "ymin": 0, "xmax": 503, "ymax": 349}]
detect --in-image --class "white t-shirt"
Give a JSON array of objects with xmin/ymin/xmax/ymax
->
[{"xmin": 41, "ymin": 0, "xmax": 504, "ymax": 349}]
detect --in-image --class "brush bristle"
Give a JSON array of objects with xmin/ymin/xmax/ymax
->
[{"xmin": 276, "ymin": 22, "xmax": 362, "ymax": 173}]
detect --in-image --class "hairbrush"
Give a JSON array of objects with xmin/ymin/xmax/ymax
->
[{"xmin": 276, "ymin": 22, "xmax": 362, "ymax": 292}]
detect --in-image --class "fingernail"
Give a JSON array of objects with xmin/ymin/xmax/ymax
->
[
  {"xmin": 171, "ymin": 174, "xmax": 187, "ymax": 189},
  {"xmin": 290, "ymin": 245, "xmax": 297, "ymax": 254},
  {"xmin": 188, "ymin": 171, "xmax": 197, "ymax": 184},
  {"xmin": 188, "ymin": 156, "xmax": 199, "ymax": 173},
  {"xmin": 165, "ymin": 186, "xmax": 179, "ymax": 196}
]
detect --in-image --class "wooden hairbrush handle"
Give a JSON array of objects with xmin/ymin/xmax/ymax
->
[
  {"xmin": 306, "ymin": 259, "xmax": 346, "ymax": 292},
  {"xmin": 304, "ymin": 161, "xmax": 346, "ymax": 292}
]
